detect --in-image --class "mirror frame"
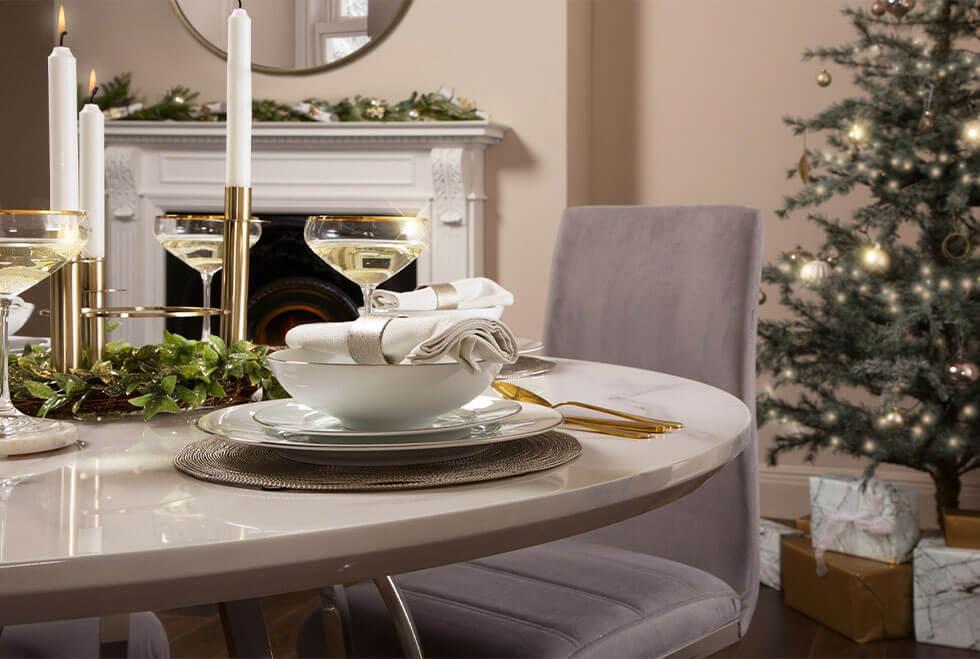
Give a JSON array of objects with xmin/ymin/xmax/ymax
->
[{"xmin": 170, "ymin": 0, "xmax": 414, "ymax": 76}]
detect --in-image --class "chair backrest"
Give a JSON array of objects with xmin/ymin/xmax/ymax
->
[{"xmin": 544, "ymin": 205, "xmax": 763, "ymax": 633}]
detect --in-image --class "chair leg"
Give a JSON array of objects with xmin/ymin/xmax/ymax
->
[
  {"xmin": 319, "ymin": 586, "xmax": 350, "ymax": 658},
  {"xmin": 218, "ymin": 598, "xmax": 273, "ymax": 659},
  {"xmin": 99, "ymin": 614, "xmax": 129, "ymax": 659},
  {"xmin": 373, "ymin": 576, "xmax": 423, "ymax": 659}
]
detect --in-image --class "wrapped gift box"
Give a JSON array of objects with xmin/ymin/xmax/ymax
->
[
  {"xmin": 810, "ymin": 475, "xmax": 919, "ymax": 564},
  {"xmin": 942, "ymin": 509, "xmax": 980, "ymax": 550},
  {"xmin": 782, "ymin": 535, "xmax": 913, "ymax": 643},
  {"xmin": 914, "ymin": 535, "xmax": 980, "ymax": 650},
  {"xmin": 759, "ymin": 519, "xmax": 801, "ymax": 589}
]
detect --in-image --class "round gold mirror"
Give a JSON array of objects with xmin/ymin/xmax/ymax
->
[{"xmin": 171, "ymin": 0, "xmax": 412, "ymax": 75}]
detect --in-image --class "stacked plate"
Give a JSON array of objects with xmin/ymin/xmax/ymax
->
[{"xmin": 196, "ymin": 395, "xmax": 564, "ymax": 466}]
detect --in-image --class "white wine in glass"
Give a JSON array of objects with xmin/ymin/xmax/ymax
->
[
  {"xmin": 154, "ymin": 215, "xmax": 262, "ymax": 340},
  {"xmin": 0, "ymin": 210, "xmax": 89, "ymax": 445},
  {"xmin": 305, "ymin": 215, "xmax": 428, "ymax": 315}
]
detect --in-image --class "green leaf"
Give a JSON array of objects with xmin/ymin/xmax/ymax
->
[
  {"xmin": 53, "ymin": 373, "xmax": 87, "ymax": 396},
  {"xmin": 128, "ymin": 393, "xmax": 154, "ymax": 407},
  {"xmin": 160, "ymin": 375, "xmax": 178, "ymax": 395},
  {"xmin": 207, "ymin": 334, "xmax": 227, "ymax": 358},
  {"xmin": 208, "ymin": 380, "xmax": 226, "ymax": 398},
  {"xmin": 24, "ymin": 380, "xmax": 57, "ymax": 399},
  {"xmin": 38, "ymin": 395, "xmax": 69, "ymax": 417}
]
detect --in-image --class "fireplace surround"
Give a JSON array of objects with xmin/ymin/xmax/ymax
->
[{"xmin": 104, "ymin": 120, "xmax": 506, "ymax": 346}]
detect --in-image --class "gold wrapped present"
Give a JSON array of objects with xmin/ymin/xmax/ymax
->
[
  {"xmin": 781, "ymin": 536, "xmax": 912, "ymax": 643},
  {"xmin": 943, "ymin": 509, "xmax": 980, "ymax": 550},
  {"xmin": 796, "ymin": 515, "xmax": 811, "ymax": 537}
]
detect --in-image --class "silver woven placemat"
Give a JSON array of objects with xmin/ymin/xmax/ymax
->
[
  {"xmin": 496, "ymin": 356, "xmax": 557, "ymax": 380},
  {"xmin": 174, "ymin": 432, "xmax": 581, "ymax": 492}
]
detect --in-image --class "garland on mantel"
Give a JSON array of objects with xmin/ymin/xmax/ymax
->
[{"xmin": 82, "ymin": 73, "xmax": 487, "ymax": 123}]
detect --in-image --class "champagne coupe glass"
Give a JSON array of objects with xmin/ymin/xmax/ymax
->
[
  {"xmin": 154, "ymin": 215, "xmax": 262, "ymax": 340},
  {"xmin": 0, "ymin": 210, "xmax": 89, "ymax": 438},
  {"xmin": 304, "ymin": 215, "xmax": 429, "ymax": 315}
]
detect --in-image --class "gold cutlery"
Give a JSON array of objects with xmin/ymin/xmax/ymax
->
[
  {"xmin": 560, "ymin": 418, "xmax": 658, "ymax": 440},
  {"xmin": 491, "ymin": 381, "xmax": 683, "ymax": 432}
]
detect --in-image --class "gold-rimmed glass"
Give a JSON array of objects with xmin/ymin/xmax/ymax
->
[
  {"xmin": 304, "ymin": 215, "xmax": 428, "ymax": 315},
  {"xmin": 0, "ymin": 210, "xmax": 89, "ymax": 438},
  {"xmin": 153, "ymin": 215, "xmax": 262, "ymax": 340}
]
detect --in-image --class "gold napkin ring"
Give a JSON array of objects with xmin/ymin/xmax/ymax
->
[
  {"xmin": 428, "ymin": 283, "xmax": 461, "ymax": 310},
  {"xmin": 348, "ymin": 315, "xmax": 396, "ymax": 365}
]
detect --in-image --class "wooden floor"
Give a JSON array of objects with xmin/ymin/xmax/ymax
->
[{"xmin": 157, "ymin": 584, "xmax": 977, "ymax": 659}]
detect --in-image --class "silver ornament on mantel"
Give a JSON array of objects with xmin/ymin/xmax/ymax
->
[
  {"xmin": 947, "ymin": 360, "xmax": 979, "ymax": 389},
  {"xmin": 799, "ymin": 259, "xmax": 833, "ymax": 284}
]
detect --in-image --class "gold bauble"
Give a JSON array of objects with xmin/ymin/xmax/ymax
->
[
  {"xmin": 816, "ymin": 69, "xmax": 832, "ymax": 88},
  {"xmin": 947, "ymin": 361, "xmax": 979, "ymax": 389},
  {"xmin": 886, "ymin": 0, "xmax": 910, "ymax": 17},
  {"xmin": 870, "ymin": 0, "xmax": 887, "ymax": 15},
  {"xmin": 861, "ymin": 243, "xmax": 891, "ymax": 273},
  {"xmin": 878, "ymin": 409, "xmax": 905, "ymax": 429},
  {"xmin": 919, "ymin": 110, "xmax": 934, "ymax": 131},
  {"xmin": 759, "ymin": 290, "xmax": 767, "ymax": 305},
  {"xmin": 800, "ymin": 259, "xmax": 833, "ymax": 284}
]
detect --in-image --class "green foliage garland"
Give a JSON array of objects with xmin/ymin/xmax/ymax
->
[
  {"xmin": 10, "ymin": 332, "xmax": 286, "ymax": 420},
  {"xmin": 83, "ymin": 73, "xmax": 486, "ymax": 122},
  {"xmin": 758, "ymin": 0, "xmax": 980, "ymax": 522}
]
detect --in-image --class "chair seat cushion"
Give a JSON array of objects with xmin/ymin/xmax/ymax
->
[
  {"xmin": 0, "ymin": 613, "xmax": 169, "ymax": 658},
  {"xmin": 301, "ymin": 539, "xmax": 740, "ymax": 659}
]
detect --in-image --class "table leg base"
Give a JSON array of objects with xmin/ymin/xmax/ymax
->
[
  {"xmin": 218, "ymin": 598, "xmax": 273, "ymax": 659},
  {"xmin": 374, "ymin": 576, "xmax": 423, "ymax": 659}
]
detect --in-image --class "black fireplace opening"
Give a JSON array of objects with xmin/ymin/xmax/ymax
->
[{"xmin": 164, "ymin": 214, "xmax": 416, "ymax": 345}]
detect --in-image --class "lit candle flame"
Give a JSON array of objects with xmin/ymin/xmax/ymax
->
[
  {"xmin": 57, "ymin": 5, "xmax": 66, "ymax": 36},
  {"xmin": 88, "ymin": 69, "xmax": 97, "ymax": 97}
]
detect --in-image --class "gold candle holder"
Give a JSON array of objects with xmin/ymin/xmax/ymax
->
[
  {"xmin": 49, "ymin": 259, "xmax": 83, "ymax": 371},
  {"xmin": 79, "ymin": 257, "xmax": 106, "ymax": 362},
  {"xmin": 219, "ymin": 186, "xmax": 252, "ymax": 345}
]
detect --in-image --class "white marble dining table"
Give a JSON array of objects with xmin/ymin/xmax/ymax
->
[{"xmin": 0, "ymin": 357, "xmax": 750, "ymax": 652}]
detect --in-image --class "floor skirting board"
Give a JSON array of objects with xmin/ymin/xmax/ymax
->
[{"xmin": 758, "ymin": 463, "xmax": 980, "ymax": 529}]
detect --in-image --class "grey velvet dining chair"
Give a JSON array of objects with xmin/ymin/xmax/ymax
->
[{"xmin": 299, "ymin": 205, "xmax": 764, "ymax": 659}]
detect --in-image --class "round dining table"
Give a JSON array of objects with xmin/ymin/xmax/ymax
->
[{"xmin": 0, "ymin": 357, "xmax": 750, "ymax": 656}]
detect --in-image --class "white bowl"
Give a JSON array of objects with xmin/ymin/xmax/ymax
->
[{"xmin": 267, "ymin": 348, "xmax": 501, "ymax": 430}]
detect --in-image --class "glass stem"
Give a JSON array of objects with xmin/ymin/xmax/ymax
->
[
  {"xmin": 362, "ymin": 285, "xmax": 376, "ymax": 316},
  {"xmin": 201, "ymin": 272, "xmax": 213, "ymax": 341},
  {"xmin": 0, "ymin": 298, "xmax": 15, "ymax": 415}
]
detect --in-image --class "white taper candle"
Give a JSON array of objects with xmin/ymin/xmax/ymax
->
[
  {"xmin": 79, "ymin": 99, "xmax": 105, "ymax": 258},
  {"xmin": 48, "ymin": 12, "xmax": 78, "ymax": 210},
  {"xmin": 226, "ymin": 7, "xmax": 252, "ymax": 187}
]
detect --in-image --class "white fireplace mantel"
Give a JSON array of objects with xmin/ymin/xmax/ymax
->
[{"xmin": 103, "ymin": 120, "xmax": 506, "ymax": 345}]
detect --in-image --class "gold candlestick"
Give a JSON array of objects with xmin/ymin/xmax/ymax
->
[
  {"xmin": 49, "ymin": 259, "xmax": 83, "ymax": 370},
  {"xmin": 219, "ymin": 186, "xmax": 252, "ymax": 345},
  {"xmin": 80, "ymin": 257, "xmax": 105, "ymax": 362}
]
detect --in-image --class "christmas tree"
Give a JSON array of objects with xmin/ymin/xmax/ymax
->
[{"xmin": 759, "ymin": 0, "xmax": 979, "ymax": 525}]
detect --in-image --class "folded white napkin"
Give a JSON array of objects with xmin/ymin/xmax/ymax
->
[
  {"xmin": 372, "ymin": 277, "xmax": 514, "ymax": 311},
  {"xmin": 285, "ymin": 315, "xmax": 518, "ymax": 372}
]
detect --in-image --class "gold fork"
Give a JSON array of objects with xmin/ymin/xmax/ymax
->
[{"xmin": 491, "ymin": 381, "xmax": 683, "ymax": 432}]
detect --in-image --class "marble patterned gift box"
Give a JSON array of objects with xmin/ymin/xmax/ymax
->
[
  {"xmin": 914, "ymin": 535, "xmax": 980, "ymax": 650},
  {"xmin": 759, "ymin": 519, "xmax": 802, "ymax": 589},
  {"xmin": 810, "ymin": 475, "xmax": 919, "ymax": 565}
]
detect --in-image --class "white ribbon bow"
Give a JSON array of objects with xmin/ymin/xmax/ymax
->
[{"xmin": 811, "ymin": 480, "xmax": 897, "ymax": 575}]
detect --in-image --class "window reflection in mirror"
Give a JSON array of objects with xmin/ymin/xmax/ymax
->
[{"xmin": 173, "ymin": 0, "xmax": 410, "ymax": 73}]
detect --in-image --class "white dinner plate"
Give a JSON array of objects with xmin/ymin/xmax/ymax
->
[
  {"xmin": 196, "ymin": 400, "xmax": 563, "ymax": 465},
  {"xmin": 516, "ymin": 337, "xmax": 544, "ymax": 354},
  {"xmin": 251, "ymin": 396, "xmax": 521, "ymax": 437}
]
